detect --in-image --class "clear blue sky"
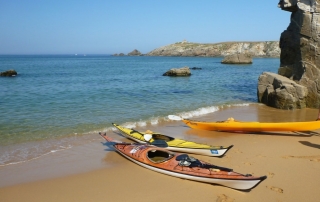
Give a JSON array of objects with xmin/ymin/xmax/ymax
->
[{"xmin": 0, "ymin": 0, "xmax": 290, "ymax": 55}]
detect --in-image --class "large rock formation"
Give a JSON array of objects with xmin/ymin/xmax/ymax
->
[
  {"xmin": 146, "ymin": 41, "xmax": 280, "ymax": 57},
  {"xmin": 258, "ymin": 0, "xmax": 320, "ymax": 109}
]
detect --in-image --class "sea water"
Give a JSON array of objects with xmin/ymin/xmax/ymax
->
[{"xmin": 0, "ymin": 55, "xmax": 279, "ymax": 165}]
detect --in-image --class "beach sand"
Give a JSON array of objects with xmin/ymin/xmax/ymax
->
[{"xmin": 1, "ymin": 104, "xmax": 320, "ymax": 202}]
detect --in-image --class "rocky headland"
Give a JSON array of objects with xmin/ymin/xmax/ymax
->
[
  {"xmin": 146, "ymin": 41, "xmax": 280, "ymax": 57},
  {"xmin": 114, "ymin": 41, "xmax": 280, "ymax": 57}
]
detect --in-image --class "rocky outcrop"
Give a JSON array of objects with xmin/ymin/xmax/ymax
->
[
  {"xmin": 146, "ymin": 41, "xmax": 280, "ymax": 57},
  {"xmin": 113, "ymin": 53, "xmax": 125, "ymax": 56},
  {"xmin": 113, "ymin": 49, "xmax": 143, "ymax": 56},
  {"xmin": 221, "ymin": 53, "xmax": 253, "ymax": 64},
  {"xmin": 128, "ymin": 49, "xmax": 143, "ymax": 56},
  {"xmin": 162, "ymin": 67, "xmax": 191, "ymax": 76},
  {"xmin": 0, "ymin": 69, "xmax": 17, "ymax": 77},
  {"xmin": 258, "ymin": 1, "xmax": 320, "ymax": 109},
  {"xmin": 257, "ymin": 72, "xmax": 308, "ymax": 109}
]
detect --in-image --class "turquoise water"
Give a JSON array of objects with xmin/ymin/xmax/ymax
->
[{"xmin": 0, "ymin": 55, "xmax": 279, "ymax": 165}]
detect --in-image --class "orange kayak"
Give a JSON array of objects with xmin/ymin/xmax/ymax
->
[
  {"xmin": 168, "ymin": 115, "xmax": 320, "ymax": 132},
  {"xmin": 99, "ymin": 133, "xmax": 266, "ymax": 190}
]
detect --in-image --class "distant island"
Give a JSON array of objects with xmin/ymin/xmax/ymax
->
[{"xmin": 113, "ymin": 40, "xmax": 280, "ymax": 58}]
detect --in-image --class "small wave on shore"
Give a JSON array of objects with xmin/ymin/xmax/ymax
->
[{"xmin": 99, "ymin": 103, "xmax": 253, "ymax": 132}]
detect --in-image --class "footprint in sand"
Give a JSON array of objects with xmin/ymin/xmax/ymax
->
[
  {"xmin": 282, "ymin": 155, "xmax": 320, "ymax": 162},
  {"xmin": 216, "ymin": 194, "xmax": 235, "ymax": 202},
  {"xmin": 243, "ymin": 162, "xmax": 252, "ymax": 166},
  {"xmin": 267, "ymin": 186, "xmax": 283, "ymax": 193},
  {"xmin": 267, "ymin": 172, "xmax": 275, "ymax": 178}
]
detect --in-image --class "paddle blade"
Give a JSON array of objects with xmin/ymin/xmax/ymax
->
[
  {"xmin": 168, "ymin": 115, "xmax": 183, "ymax": 121},
  {"xmin": 151, "ymin": 140, "xmax": 168, "ymax": 148},
  {"xmin": 99, "ymin": 132, "xmax": 123, "ymax": 143}
]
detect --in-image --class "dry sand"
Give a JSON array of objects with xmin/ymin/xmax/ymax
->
[{"xmin": 1, "ymin": 104, "xmax": 320, "ymax": 202}]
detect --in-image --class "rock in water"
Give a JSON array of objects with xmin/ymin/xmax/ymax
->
[
  {"xmin": 163, "ymin": 67, "xmax": 191, "ymax": 76},
  {"xmin": 221, "ymin": 53, "xmax": 252, "ymax": 64},
  {"xmin": 0, "ymin": 69, "xmax": 17, "ymax": 77}
]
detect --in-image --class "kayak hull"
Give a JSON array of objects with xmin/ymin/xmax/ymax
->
[
  {"xmin": 112, "ymin": 123, "xmax": 232, "ymax": 157},
  {"xmin": 100, "ymin": 134, "xmax": 266, "ymax": 190}
]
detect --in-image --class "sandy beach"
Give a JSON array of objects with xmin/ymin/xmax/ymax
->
[{"xmin": 1, "ymin": 104, "xmax": 320, "ymax": 202}]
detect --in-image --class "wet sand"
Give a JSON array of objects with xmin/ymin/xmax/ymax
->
[{"xmin": 1, "ymin": 104, "xmax": 320, "ymax": 202}]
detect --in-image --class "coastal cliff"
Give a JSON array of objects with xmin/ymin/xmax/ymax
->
[
  {"xmin": 258, "ymin": 0, "xmax": 320, "ymax": 110},
  {"xmin": 146, "ymin": 41, "xmax": 280, "ymax": 57}
]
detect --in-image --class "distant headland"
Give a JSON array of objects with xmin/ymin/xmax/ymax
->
[{"xmin": 113, "ymin": 40, "xmax": 280, "ymax": 57}]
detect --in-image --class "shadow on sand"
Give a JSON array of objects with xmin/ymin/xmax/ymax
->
[{"xmin": 299, "ymin": 141, "xmax": 320, "ymax": 149}]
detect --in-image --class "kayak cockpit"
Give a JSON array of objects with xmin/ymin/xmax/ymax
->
[
  {"xmin": 147, "ymin": 149, "xmax": 174, "ymax": 163},
  {"xmin": 151, "ymin": 133, "xmax": 174, "ymax": 142}
]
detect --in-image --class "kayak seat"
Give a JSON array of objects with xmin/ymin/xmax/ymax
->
[{"xmin": 147, "ymin": 150, "xmax": 173, "ymax": 163}]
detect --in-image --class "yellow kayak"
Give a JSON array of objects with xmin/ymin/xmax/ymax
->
[
  {"xmin": 168, "ymin": 115, "xmax": 320, "ymax": 132},
  {"xmin": 112, "ymin": 123, "xmax": 233, "ymax": 157}
]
